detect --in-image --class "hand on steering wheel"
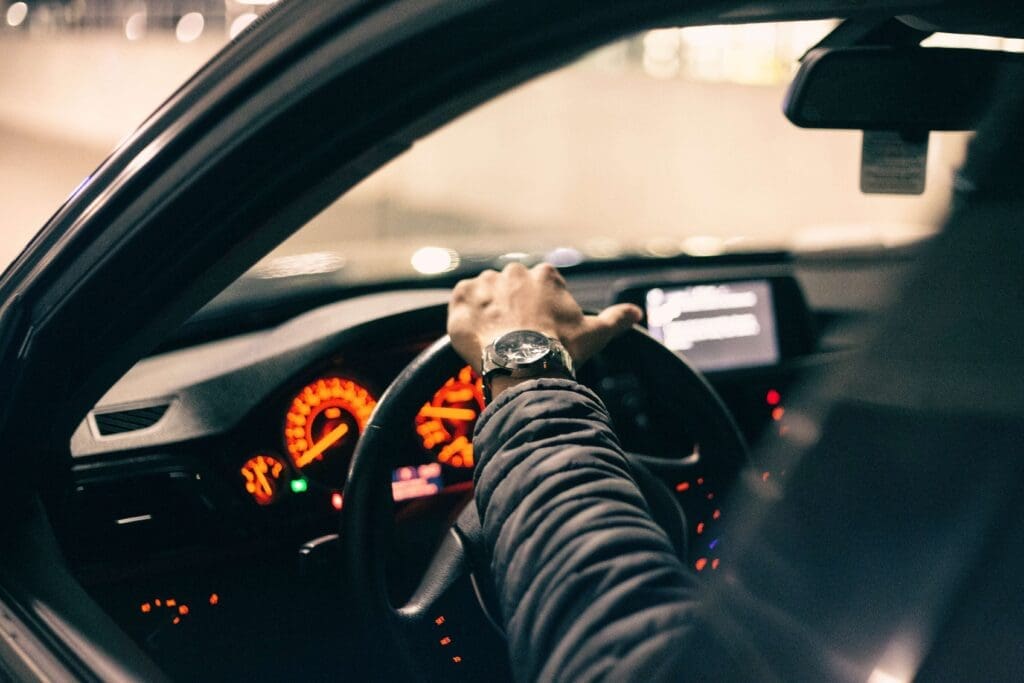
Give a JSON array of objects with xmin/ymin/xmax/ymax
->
[{"xmin": 447, "ymin": 263, "xmax": 641, "ymax": 396}]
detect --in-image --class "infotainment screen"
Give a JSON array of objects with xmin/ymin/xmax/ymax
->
[{"xmin": 644, "ymin": 279, "xmax": 779, "ymax": 371}]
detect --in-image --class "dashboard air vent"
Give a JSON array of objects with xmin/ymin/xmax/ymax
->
[{"xmin": 94, "ymin": 404, "xmax": 170, "ymax": 436}]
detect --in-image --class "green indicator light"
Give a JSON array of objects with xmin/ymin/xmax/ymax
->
[{"xmin": 290, "ymin": 478, "xmax": 309, "ymax": 494}]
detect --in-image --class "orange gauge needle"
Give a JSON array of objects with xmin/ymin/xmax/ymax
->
[
  {"xmin": 254, "ymin": 470, "xmax": 272, "ymax": 497},
  {"xmin": 437, "ymin": 436, "xmax": 472, "ymax": 465},
  {"xmin": 297, "ymin": 422, "xmax": 350, "ymax": 468},
  {"xmin": 417, "ymin": 406, "xmax": 478, "ymax": 421}
]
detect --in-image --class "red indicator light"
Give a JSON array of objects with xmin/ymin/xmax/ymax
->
[
  {"xmin": 771, "ymin": 406, "xmax": 785, "ymax": 421},
  {"xmin": 209, "ymin": 593, "xmax": 219, "ymax": 606},
  {"xmin": 675, "ymin": 481, "xmax": 690, "ymax": 492},
  {"xmin": 440, "ymin": 637, "xmax": 452, "ymax": 646},
  {"xmin": 762, "ymin": 471, "xmax": 770, "ymax": 481},
  {"xmin": 178, "ymin": 605, "xmax": 189, "ymax": 615},
  {"xmin": 706, "ymin": 493, "xmax": 714, "ymax": 500},
  {"xmin": 140, "ymin": 603, "xmax": 152, "ymax": 613},
  {"xmin": 695, "ymin": 558, "xmax": 708, "ymax": 571},
  {"xmin": 434, "ymin": 616, "xmax": 446, "ymax": 626},
  {"xmin": 452, "ymin": 656, "xmax": 463, "ymax": 664},
  {"xmin": 696, "ymin": 522, "xmax": 705, "ymax": 535},
  {"xmin": 331, "ymin": 492, "xmax": 344, "ymax": 510},
  {"xmin": 712, "ymin": 509, "xmax": 721, "ymax": 520},
  {"xmin": 711, "ymin": 559, "xmax": 721, "ymax": 570},
  {"xmin": 696, "ymin": 477, "xmax": 704, "ymax": 485},
  {"xmin": 166, "ymin": 599, "xmax": 176, "ymax": 607},
  {"xmin": 154, "ymin": 599, "xmax": 162, "ymax": 607},
  {"xmin": 172, "ymin": 616, "xmax": 181, "ymax": 625},
  {"xmin": 766, "ymin": 389, "xmax": 781, "ymax": 406}
]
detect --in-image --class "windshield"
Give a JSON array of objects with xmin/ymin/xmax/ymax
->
[
  {"xmin": 4, "ymin": 19, "xmax": 990, "ymax": 279},
  {"xmin": 250, "ymin": 21, "xmax": 970, "ymax": 285}
]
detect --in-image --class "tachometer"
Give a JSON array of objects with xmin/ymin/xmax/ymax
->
[
  {"xmin": 285, "ymin": 377, "xmax": 376, "ymax": 487},
  {"xmin": 415, "ymin": 365, "xmax": 484, "ymax": 468}
]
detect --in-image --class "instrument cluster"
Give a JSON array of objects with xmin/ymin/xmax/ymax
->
[{"xmin": 234, "ymin": 362, "xmax": 485, "ymax": 512}]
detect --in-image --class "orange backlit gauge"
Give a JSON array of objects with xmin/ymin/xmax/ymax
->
[
  {"xmin": 416, "ymin": 365, "xmax": 484, "ymax": 468},
  {"xmin": 285, "ymin": 377, "xmax": 376, "ymax": 487},
  {"xmin": 240, "ymin": 454, "xmax": 286, "ymax": 506}
]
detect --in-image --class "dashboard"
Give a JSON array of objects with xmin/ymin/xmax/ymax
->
[{"xmin": 45, "ymin": 254, "xmax": 914, "ymax": 681}]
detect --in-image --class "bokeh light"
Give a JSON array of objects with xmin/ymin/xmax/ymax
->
[
  {"xmin": 175, "ymin": 12, "xmax": 205, "ymax": 43},
  {"xmin": 6, "ymin": 2, "xmax": 28, "ymax": 27},
  {"xmin": 411, "ymin": 247, "xmax": 459, "ymax": 275},
  {"xmin": 229, "ymin": 12, "xmax": 258, "ymax": 39},
  {"xmin": 124, "ymin": 12, "xmax": 146, "ymax": 41}
]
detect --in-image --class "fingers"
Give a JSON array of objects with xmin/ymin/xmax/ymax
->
[
  {"xmin": 503, "ymin": 261, "xmax": 529, "ymax": 277},
  {"xmin": 531, "ymin": 262, "xmax": 566, "ymax": 287},
  {"xmin": 453, "ymin": 262, "xmax": 556, "ymax": 292},
  {"xmin": 451, "ymin": 278, "xmax": 473, "ymax": 303}
]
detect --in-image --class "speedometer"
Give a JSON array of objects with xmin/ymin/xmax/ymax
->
[
  {"xmin": 415, "ymin": 365, "xmax": 484, "ymax": 468},
  {"xmin": 284, "ymin": 377, "xmax": 376, "ymax": 487}
]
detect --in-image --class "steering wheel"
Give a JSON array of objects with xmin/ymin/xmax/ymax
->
[{"xmin": 341, "ymin": 326, "xmax": 747, "ymax": 680}]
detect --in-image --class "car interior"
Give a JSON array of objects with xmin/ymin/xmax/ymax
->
[{"xmin": 2, "ymin": 1, "xmax": 1023, "ymax": 681}]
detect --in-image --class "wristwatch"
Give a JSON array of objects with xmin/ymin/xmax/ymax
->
[{"xmin": 481, "ymin": 330, "xmax": 575, "ymax": 402}]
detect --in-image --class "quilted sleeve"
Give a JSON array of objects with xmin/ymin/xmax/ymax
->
[{"xmin": 473, "ymin": 378, "xmax": 722, "ymax": 681}]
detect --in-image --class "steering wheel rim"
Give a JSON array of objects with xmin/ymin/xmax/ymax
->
[{"xmin": 341, "ymin": 327, "xmax": 748, "ymax": 678}]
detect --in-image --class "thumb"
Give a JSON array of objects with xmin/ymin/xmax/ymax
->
[
  {"xmin": 573, "ymin": 304, "xmax": 643, "ymax": 363},
  {"xmin": 596, "ymin": 303, "xmax": 643, "ymax": 334}
]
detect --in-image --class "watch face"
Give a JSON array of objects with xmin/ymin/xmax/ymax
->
[{"xmin": 494, "ymin": 330, "xmax": 552, "ymax": 366}]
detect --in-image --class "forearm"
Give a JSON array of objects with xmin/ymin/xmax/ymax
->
[{"xmin": 473, "ymin": 379, "xmax": 705, "ymax": 681}]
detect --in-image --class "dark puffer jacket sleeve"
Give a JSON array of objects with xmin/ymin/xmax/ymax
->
[{"xmin": 473, "ymin": 378, "xmax": 718, "ymax": 682}]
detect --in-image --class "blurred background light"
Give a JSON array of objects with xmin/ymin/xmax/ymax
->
[
  {"xmin": 6, "ymin": 2, "xmax": 28, "ymax": 27},
  {"xmin": 544, "ymin": 247, "xmax": 584, "ymax": 268},
  {"xmin": 175, "ymin": 12, "xmax": 205, "ymax": 43},
  {"xmin": 124, "ymin": 12, "xmax": 147, "ymax": 41},
  {"xmin": 644, "ymin": 238, "xmax": 682, "ymax": 258},
  {"xmin": 411, "ymin": 247, "xmax": 459, "ymax": 275},
  {"xmin": 642, "ymin": 29, "xmax": 681, "ymax": 79},
  {"xmin": 583, "ymin": 238, "xmax": 623, "ymax": 260},
  {"xmin": 498, "ymin": 251, "xmax": 530, "ymax": 262},
  {"xmin": 248, "ymin": 251, "xmax": 346, "ymax": 279},
  {"xmin": 229, "ymin": 12, "xmax": 258, "ymax": 39},
  {"xmin": 682, "ymin": 235, "xmax": 725, "ymax": 256}
]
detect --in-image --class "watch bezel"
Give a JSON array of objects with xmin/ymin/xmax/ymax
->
[
  {"xmin": 491, "ymin": 329, "xmax": 553, "ymax": 368},
  {"xmin": 481, "ymin": 330, "xmax": 576, "ymax": 403}
]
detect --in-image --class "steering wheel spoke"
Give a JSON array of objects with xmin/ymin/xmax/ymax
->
[{"xmin": 392, "ymin": 527, "xmax": 511, "ymax": 679}]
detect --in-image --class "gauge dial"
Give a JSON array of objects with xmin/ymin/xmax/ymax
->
[
  {"xmin": 241, "ymin": 454, "xmax": 286, "ymax": 506},
  {"xmin": 285, "ymin": 377, "xmax": 376, "ymax": 487},
  {"xmin": 416, "ymin": 365, "xmax": 484, "ymax": 468}
]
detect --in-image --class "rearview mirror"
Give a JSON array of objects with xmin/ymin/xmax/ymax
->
[{"xmin": 784, "ymin": 47, "xmax": 1022, "ymax": 131}]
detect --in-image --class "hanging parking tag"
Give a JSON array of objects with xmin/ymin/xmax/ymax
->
[{"xmin": 860, "ymin": 131, "xmax": 928, "ymax": 195}]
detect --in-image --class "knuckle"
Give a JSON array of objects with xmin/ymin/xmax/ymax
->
[
  {"xmin": 533, "ymin": 262, "xmax": 558, "ymax": 278},
  {"xmin": 534, "ymin": 262, "xmax": 566, "ymax": 285},
  {"xmin": 446, "ymin": 313, "xmax": 466, "ymax": 334}
]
